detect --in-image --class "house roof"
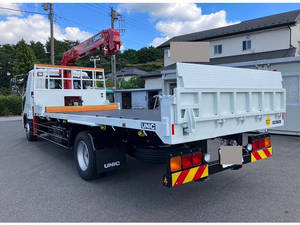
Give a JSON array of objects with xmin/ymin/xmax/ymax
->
[
  {"xmin": 106, "ymin": 68, "xmax": 147, "ymax": 77},
  {"xmin": 158, "ymin": 10, "xmax": 300, "ymax": 49},
  {"xmin": 142, "ymin": 48, "xmax": 296, "ymax": 78},
  {"xmin": 141, "ymin": 63, "xmax": 176, "ymax": 78}
]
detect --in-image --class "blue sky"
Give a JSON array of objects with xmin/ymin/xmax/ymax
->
[{"xmin": 0, "ymin": 3, "xmax": 300, "ymax": 50}]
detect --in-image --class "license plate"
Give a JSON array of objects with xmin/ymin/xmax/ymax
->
[{"xmin": 219, "ymin": 145, "xmax": 243, "ymax": 166}]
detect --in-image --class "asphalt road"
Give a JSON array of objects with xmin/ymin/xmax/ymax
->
[{"xmin": 0, "ymin": 119, "xmax": 300, "ymax": 222}]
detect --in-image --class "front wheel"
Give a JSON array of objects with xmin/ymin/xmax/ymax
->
[
  {"xmin": 25, "ymin": 120, "xmax": 37, "ymax": 142},
  {"xmin": 74, "ymin": 131, "xmax": 97, "ymax": 180}
]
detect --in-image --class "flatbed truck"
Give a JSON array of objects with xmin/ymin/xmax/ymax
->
[{"xmin": 22, "ymin": 62, "xmax": 285, "ymax": 187}]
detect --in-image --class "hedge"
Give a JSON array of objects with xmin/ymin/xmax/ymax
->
[{"xmin": 0, "ymin": 94, "xmax": 22, "ymax": 116}]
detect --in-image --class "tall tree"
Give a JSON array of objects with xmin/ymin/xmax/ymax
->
[
  {"xmin": 46, "ymin": 38, "xmax": 79, "ymax": 65},
  {"xmin": 0, "ymin": 44, "xmax": 16, "ymax": 88},
  {"xmin": 137, "ymin": 46, "xmax": 163, "ymax": 63},
  {"xmin": 122, "ymin": 49, "xmax": 138, "ymax": 64},
  {"xmin": 13, "ymin": 39, "xmax": 36, "ymax": 86},
  {"xmin": 30, "ymin": 41, "xmax": 47, "ymax": 64}
]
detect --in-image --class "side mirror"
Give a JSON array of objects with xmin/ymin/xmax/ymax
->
[{"xmin": 10, "ymin": 78, "xmax": 16, "ymax": 86}]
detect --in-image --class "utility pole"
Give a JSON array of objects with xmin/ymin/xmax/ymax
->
[
  {"xmin": 43, "ymin": 3, "xmax": 55, "ymax": 65},
  {"xmin": 110, "ymin": 7, "xmax": 119, "ymax": 89},
  {"xmin": 50, "ymin": 4, "xmax": 54, "ymax": 65}
]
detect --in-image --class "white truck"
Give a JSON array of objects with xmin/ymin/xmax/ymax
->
[{"xmin": 22, "ymin": 63, "xmax": 285, "ymax": 188}]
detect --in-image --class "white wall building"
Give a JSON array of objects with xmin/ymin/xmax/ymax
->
[
  {"xmin": 143, "ymin": 9, "xmax": 300, "ymax": 135},
  {"xmin": 159, "ymin": 10, "xmax": 300, "ymax": 68}
]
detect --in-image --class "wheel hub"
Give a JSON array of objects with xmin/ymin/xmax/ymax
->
[
  {"xmin": 25, "ymin": 123, "xmax": 30, "ymax": 136},
  {"xmin": 77, "ymin": 140, "xmax": 89, "ymax": 171}
]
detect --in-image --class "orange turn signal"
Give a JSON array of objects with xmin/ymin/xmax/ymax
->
[
  {"xmin": 170, "ymin": 156, "xmax": 181, "ymax": 172},
  {"xmin": 265, "ymin": 137, "xmax": 271, "ymax": 148}
]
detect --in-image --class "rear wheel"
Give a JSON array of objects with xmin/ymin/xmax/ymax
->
[
  {"xmin": 25, "ymin": 120, "xmax": 37, "ymax": 142},
  {"xmin": 74, "ymin": 131, "xmax": 97, "ymax": 180}
]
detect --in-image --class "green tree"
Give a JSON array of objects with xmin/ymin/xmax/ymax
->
[
  {"xmin": 46, "ymin": 38, "xmax": 79, "ymax": 65},
  {"xmin": 13, "ymin": 39, "xmax": 36, "ymax": 85},
  {"xmin": 0, "ymin": 39, "xmax": 164, "ymax": 91},
  {"xmin": 0, "ymin": 44, "xmax": 15, "ymax": 89},
  {"xmin": 30, "ymin": 41, "xmax": 47, "ymax": 63},
  {"xmin": 122, "ymin": 49, "xmax": 138, "ymax": 64},
  {"xmin": 119, "ymin": 76, "xmax": 144, "ymax": 89},
  {"xmin": 137, "ymin": 46, "xmax": 163, "ymax": 63}
]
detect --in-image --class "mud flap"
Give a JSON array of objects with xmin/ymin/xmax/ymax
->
[{"xmin": 95, "ymin": 147, "xmax": 126, "ymax": 173}]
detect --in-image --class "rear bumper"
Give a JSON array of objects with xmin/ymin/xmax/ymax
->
[{"xmin": 163, "ymin": 147, "xmax": 273, "ymax": 188}]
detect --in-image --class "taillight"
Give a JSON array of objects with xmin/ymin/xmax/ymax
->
[
  {"xmin": 258, "ymin": 139, "xmax": 265, "ymax": 149},
  {"xmin": 252, "ymin": 140, "xmax": 259, "ymax": 151},
  {"xmin": 171, "ymin": 124, "xmax": 175, "ymax": 135},
  {"xmin": 265, "ymin": 137, "xmax": 271, "ymax": 148},
  {"xmin": 251, "ymin": 135, "xmax": 271, "ymax": 151},
  {"xmin": 170, "ymin": 156, "xmax": 181, "ymax": 172},
  {"xmin": 182, "ymin": 154, "xmax": 192, "ymax": 169},
  {"xmin": 170, "ymin": 151, "xmax": 204, "ymax": 172},
  {"xmin": 192, "ymin": 152, "xmax": 203, "ymax": 165}
]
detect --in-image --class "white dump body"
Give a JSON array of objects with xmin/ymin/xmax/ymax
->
[
  {"xmin": 158, "ymin": 63, "xmax": 285, "ymax": 144},
  {"xmin": 26, "ymin": 63, "xmax": 285, "ymax": 145}
]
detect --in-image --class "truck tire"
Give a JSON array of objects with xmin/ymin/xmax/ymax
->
[
  {"xmin": 25, "ymin": 120, "xmax": 37, "ymax": 142},
  {"xmin": 74, "ymin": 131, "xmax": 97, "ymax": 180}
]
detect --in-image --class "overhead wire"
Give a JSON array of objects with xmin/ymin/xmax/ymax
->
[
  {"xmin": 0, "ymin": 6, "xmax": 48, "ymax": 15},
  {"xmin": 0, "ymin": 5, "xmax": 149, "ymax": 48}
]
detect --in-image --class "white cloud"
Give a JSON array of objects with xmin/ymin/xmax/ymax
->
[
  {"xmin": 63, "ymin": 27, "xmax": 91, "ymax": 41},
  {"xmin": 0, "ymin": 14, "xmax": 92, "ymax": 45},
  {"xmin": 151, "ymin": 37, "xmax": 169, "ymax": 48},
  {"xmin": 120, "ymin": 45, "xmax": 126, "ymax": 52},
  {"xmin": 118, "ymin": 3, "xmax": 238, "ymax": 47},
  {"xmin": 0, "ymin": 3, "xmax": 22, "ymax": 16}
]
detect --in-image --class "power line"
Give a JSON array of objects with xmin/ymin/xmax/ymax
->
[
  {"xmin": 0, "ymin": 5, "xmax": 149, "ymax": 48},
  {"xmin": 55, "ymin": 14, "xmax": 98, "ymax": 33},
  {"xmin": 90, "ymin": 3, "xmax": 156, "ymax": 36},
  {"xmin": 0, "ymin": 7, "xmax": 48, "ymax": 16}
]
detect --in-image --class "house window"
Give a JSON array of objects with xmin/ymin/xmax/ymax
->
[
  {"xmin": 242, "ymin": 40, "xmax": 251, "ymax": 51},
  {"xmin": 214, "ymin": 44, "xmax": 222, "ymax": 55},
  {"xmin": 169, "ymin": 82, "xmax": 177, "ymax": 95}
]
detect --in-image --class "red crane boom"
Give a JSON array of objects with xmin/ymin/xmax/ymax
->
[
  {"xmin": 61, "ymin": 29, "xmax": 122, "ymax": 89},
  {"xmin": 61, "ymin": 28, "xmax": 121, "ymax": 66}
]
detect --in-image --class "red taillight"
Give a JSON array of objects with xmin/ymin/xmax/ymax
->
[
  {"xmin": 171, "ymin": 124, "xmax": 175, "ymax": 136},
  {"xmin": 282, "ymin": 113, "xmax": 284, "ymax": 120},
  {"xmin": 258, "ymin": 139, "xmax": 265, "ymax": 149},
  {"xmin": 182, "ymin": 154, "xmax": 192, "ymax": 169},
  {"xmin": 252, "ymin": 140, "xmax": 259, "ymax": 151},
  {"xmin": 192, "ymin": 152, "xmax": 203, "ymax": 165},
  {"xmin": 252, "ymin": 137, "xmax": 269, "ymax": 151}
]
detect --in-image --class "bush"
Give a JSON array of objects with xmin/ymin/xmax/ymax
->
[
  {"xmin": 119, "ymin": 76, "xmax": 144, "ymax": 89},
  {"xmin": 0, "ymin": 87, "xmax": 11, "ymax": 96},
  {"xmin": 0, "ymin": 94, "xmax": 22, "ymax": 116}
]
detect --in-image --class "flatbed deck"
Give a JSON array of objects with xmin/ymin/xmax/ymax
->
[
  {"xmin": 66, "ymin": 109, "xmax": 161, "ymax": 121},
  {"xmin": 43, "ymin": 109, "xmax": 163, "ymax": 138}
]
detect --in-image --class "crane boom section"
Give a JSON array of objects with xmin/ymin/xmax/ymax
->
[{"xmin": 61, "ymin": 29, "xmax": 121, "ymax": 66}]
